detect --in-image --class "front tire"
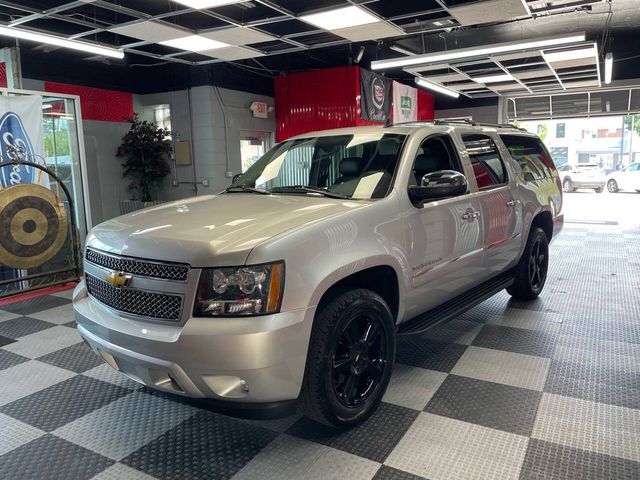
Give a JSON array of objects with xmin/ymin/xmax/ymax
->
[
  {"xmin": 507, "ymin": 227, "xmax": 549, "ymax": 300},
  {"xmin": 594, "ymin": 187, "xmax": 603, "ymax": 193},
  {"xmin": 562, "ymin": 178, "xmax": 574, "ymax": 193},
  {"xmin": 607, "ymin": 179, "xmax": 619, "ymax": 193},
  {"xmin": 299, "ymin": 289, "xmax": 395, "ymax": 427}
]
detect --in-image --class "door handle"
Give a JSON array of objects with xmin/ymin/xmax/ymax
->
[
  {"xmin": 462, "ymin": 209, "xmax": 480, "ymax": 221},
  {"xmin": 506, "ymin": 200, "xmax": 520, "ymax": 207}
]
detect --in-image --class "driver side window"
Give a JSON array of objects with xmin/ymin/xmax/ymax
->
[{"xmin": 410, "ymin": 135, "xmax": 463, "ymax": 186}]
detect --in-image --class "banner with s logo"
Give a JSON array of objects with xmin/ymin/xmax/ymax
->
[{"xmin": 0, "ymin": 95, "xmax": 48, "ymax": 189}]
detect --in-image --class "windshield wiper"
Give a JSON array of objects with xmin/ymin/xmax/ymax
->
[
  {"xmin": 225, "ymin": 186, "xmax": 271, "ymax": 195},
  {"xmin": 271, "ymin": 186, "xmax": 349, "ymax": 199}
]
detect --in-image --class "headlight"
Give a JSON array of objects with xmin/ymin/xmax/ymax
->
[{"xmin": 194, "ymin": 262, "xmax": 284, "ymax": 316}]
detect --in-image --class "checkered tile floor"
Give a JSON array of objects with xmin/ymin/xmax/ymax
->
[{"xmin": 1, "ymin": 224, "xmax": 639, "ymax": 480}]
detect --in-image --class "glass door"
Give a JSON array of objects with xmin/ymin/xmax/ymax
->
[{"xmin": 240, "ymin": 131, "xmax": 272, "ymax": 173}]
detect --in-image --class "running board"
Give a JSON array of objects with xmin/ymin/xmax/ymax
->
[{"xmin": 398, "ymin": 271, "xmax": 514, "ymax": 335}]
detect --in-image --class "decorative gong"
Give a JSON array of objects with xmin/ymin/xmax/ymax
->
[{"xmin": 0, "ymin": 183, "xmax": 68, "ymax": 269}]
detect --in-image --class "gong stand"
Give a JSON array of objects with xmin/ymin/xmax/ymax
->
[{"xmin": 0, "ymin": 159, "xmax": 82, "ymax": 298}]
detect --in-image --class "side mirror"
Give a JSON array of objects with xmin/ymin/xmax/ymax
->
[
  {"xmin": 231, "ymin": 173, "xmax": 242, "ymax": 183},
  {"xmin": 408, "ymin": 170, "xmax": 468, "ymax": 204}
]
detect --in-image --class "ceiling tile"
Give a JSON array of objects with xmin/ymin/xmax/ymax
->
[
  {"xmin": 200, "ymin": 46, "xmax": 265, "ymax": 60},
  {"xmin": 331, "ymin": 21, "xmax": 404, "ymax": 42},
  {"xmin": 110, "ymin": 21, "xmax": 190, "ymax": 43},
  {"xmin": 450, "ymin": 0, "xmax": 529, "ymax": 26},
  {"xmin": 200, "ymin": 27, "xmax": 277, "ymax": 46}
]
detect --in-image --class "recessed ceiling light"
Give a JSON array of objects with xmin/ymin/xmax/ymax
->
[
  {"xmin": 542, "ymin": 44, "xmax": 597, "ymax": 63},
  {"xmin": 414, "ymin": 77, "xmax": 460, "ymax": 98},
  {"xmin": 171, "ymin": 0, "xmax": 243, "ymax": 8},
  {"xmin": 471, "ymin": 73, "xmax": 514, "ymax": 83},
  {"xmin": 371, "ymin": 33, "xmax": 586, "ymax": 70},
  {"xmin": 159, "ymin": 35, "xmax": 228, "ymax": 52},
  {"xmin": 300, "ymin": 6, "xmax": 378, "ymax": 31}
]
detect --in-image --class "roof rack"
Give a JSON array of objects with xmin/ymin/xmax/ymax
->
[{"xmin": 383, "ymin": 118, "xmax": 527, "ymax": 132}]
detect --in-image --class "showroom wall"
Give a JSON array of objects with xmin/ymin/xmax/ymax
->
[{"xmin": 435, "ymin": 103, "xmax": 499, "ymax": 124}]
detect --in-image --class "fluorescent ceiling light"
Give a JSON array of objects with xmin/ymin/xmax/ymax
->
[
  {"xmin": 470, "ymin": 73, "xmax": 514, "ymax": 83},
  {"xmin": 371, "ymin": 33, "xmax": 586, "ymax": 70},
  {"xmin": 300, "ymin": 6, "xmax": 378, "ymax": 31},
  {"xmin": 160, "ymin": 35, "xmax": 228, "ymax": 52},
  {"xmin": 543, "ymin": 44, "xmax": 597, "ymax": 63},
  {"xmin": 0, "ymin": 25, "xmax": 124, "ymax": 59},
  {"xmin": 171, "ymin": 0, "xmax": 242, "ymax": 8},
  {"xmin": 390, "ymin": 45, "xmax": 416, "ymax": 56},
  {"xmin": 415, "ymin": 77, "xmax": 460, "ymax": 99},
  {"xmin": 604, "ymin": 52, "xmax": 613, "ymax": 84}
]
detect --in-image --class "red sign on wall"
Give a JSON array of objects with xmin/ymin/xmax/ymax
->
[
  {"xmin": 44, "ymin": 81, "xmax": 133, "ymax": 123},
  {"xmin": 0, "ymin": 63, "xmax": 7, "ymax": 88}
]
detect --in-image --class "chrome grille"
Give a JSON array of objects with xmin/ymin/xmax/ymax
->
[
  {"xmin": 85, "ymin": 274, "xmax": 183, "ymax": 320},
  {"xmin": 85, "ymin": 248, "xmax": 189, "ymax": 281}
]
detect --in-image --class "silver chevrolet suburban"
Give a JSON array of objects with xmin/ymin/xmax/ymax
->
[{"xmin": 74, "ymin": 121, "xmax": 563, "ymax": 427}]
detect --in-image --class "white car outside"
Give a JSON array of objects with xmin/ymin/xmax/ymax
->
[{"xmin": 607, "ymin": 162, "xmax": 640, "ymax": 193}]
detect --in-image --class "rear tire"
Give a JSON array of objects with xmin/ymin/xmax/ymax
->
[
  {"xmin": 507, "ymin": 227, "xmax": 549, "ymax": 300},
  {"xmin": 607, "ymin": 179, "xmax": 619, "ymax": 193},
  {"xmin": 562, "ymin": 178, "xmax": 574, "ymax": 193},
  {"xmin": 299, "ymin": 289, "xmax": 395, "ymax": 428}
]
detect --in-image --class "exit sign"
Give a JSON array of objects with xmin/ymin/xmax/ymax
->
[{"xmin": 250, "ymin": 101, "xmax": 268, "ymax": 118}]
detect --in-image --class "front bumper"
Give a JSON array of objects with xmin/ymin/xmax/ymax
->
[{"xmin": 73, "ymin": 281, "xmax": 316, "ymax": 403}]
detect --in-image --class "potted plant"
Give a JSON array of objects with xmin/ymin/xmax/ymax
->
[{"xmin": 116, "ymin": 114, "xmax": 171, "ymax": 204}]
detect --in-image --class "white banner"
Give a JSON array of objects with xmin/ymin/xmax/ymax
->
[
  {"xmin": 0, "ymin": 95, "xmax": 48, "ymax": 189},
  {"xmin": 392, "ymin": 81, "xmax": 418, "ymax": 123}
]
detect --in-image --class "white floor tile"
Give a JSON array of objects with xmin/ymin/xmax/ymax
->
[
  {"xmin": 532, "ymin": 393, "xmax": 640, "ymax": 462},
  {"xmin": 30, "ymin": 304, "xmax": 76, "ymax": 325},
  {"xmin": 2, "ymin": 325, "xmax": 82, "ymax": 358},
  {"xmin": 91, "ymin": 463, "xmax": 159, "ymax": 480},
  {"xmin": 0, "ymin": 360, "xmax": 75, "ymax": 407},
  {"xmin": 0, "ymin": 413, "xmax": 46, "ymax": 455},
  {"xmin": 383, "ymin": 364, "xmax": 448, "ymax": 410},
  {"xmin": 451, "ymin": 346, "xmax": 550, "ymax": 391},
  {"xmin": 385, "ymin": 413, "xmax": 529, "ymax": 480}
]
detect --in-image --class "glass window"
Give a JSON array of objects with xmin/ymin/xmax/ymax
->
[
  {"xmin": 153, "ymin": 105, "xmax": 171, "ymax": 135},
  {"xmin": 556, "ymin": 123, "xmax": 565, "ymax": 138},
  {"xmin": 410, "ymin": 135, "xmax": 462, "ymax": 186},
  {"xmin": 500, "ymin": 134, "xmax": 557, "ymax": 181},
  {"xmin": 629, "ymin": 163, "xmax": 640, "ymax": 171},
  {"xmin": 462, "ymin": 134, "xmax": 508, "ymax": 189},
  {"xmin": 229, "ymin": 133, "xmax": 406, "ymax": 200}
]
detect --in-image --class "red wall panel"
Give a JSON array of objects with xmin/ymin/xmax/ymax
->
[
  {"xmin": 44, "ymin": 81, "xmax": 133, "ymax": 122},
  {"xmin": 0, "ymin": 63, "xmax": 7, "ymax": 88},
  {"xmin": 276, "ymin": 66, "xmax": 434, "ymax": 141}
]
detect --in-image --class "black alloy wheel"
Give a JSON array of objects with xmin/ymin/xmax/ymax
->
[
  {"xmin": 300, "ymin": 288, "xmax": 395, "ymax": 427},
  {"xmin": 507, "ymin": 226, "xmax": 549, "ymax": 300},
  {"xmin": 331, "ymin": 314, "xmax": 387, "ymax": 407},
  {"xmin": 528, "ymin": 234, "xmax": 548, "ymax": 293}
]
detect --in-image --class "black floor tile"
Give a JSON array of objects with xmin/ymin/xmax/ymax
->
[
  {"xmin": 544, "ymin": 360, "xmax": 640, "ymax": 410},
  {"xmin": 0, "ymin": 348, "xmax": 29, "ymax": 371},
  {"xmin": 373, "ymin": 465, "xmax": 426, "ymax": 480},
  {"xmin": 0, "ymin": 376, "xmax": 132, "ymax": 431},
  {"xmin": 0, "ymin": 295, "xmax": 70, "ymax": 316},
  {"xmin": 424, "ymin": 374, "xmax": 541, "ymax": 436},
  {"xmin": 286, "ymin": 402, "xmax": 419, "ymax": 463},
  {"xmin": 471, "ymin": 324, "xmax": 557, "ymax": 357},
  {"xmin": 520, "ymin": 439, "xmax": 640, "ymax": 480},
  {"xmin": 0, "ymin": 334, "xmax": 16, "ymax": 347},
  {"xmin": 0, "ymin": 316, "xmax": 56, "ymax": 339},
  {"xmin": 38, "ymin": 342, "xmax": 103, "ymax": 373},
  {"xmin": 122, "ymin": 410, "xmax": 277, "ymax": 480},
  {"xmin": 396, "ymin": 337, "xmax": 468, "ymax": 373},
  {"xmin": 0, "ymin": 434, "xmax": 113, "ymax": 480}
]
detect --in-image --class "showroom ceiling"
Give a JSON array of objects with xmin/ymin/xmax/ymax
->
[{"xmin": 0, "ymin": 0, "xmax": 638, "ymax": 98}]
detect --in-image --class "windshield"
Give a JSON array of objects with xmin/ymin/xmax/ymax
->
[{"xmin": 228, "ymin": 133, "xmax": 407, "ymax": 200}]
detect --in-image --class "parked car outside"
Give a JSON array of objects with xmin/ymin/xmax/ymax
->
[
  {"xmin": 74, "ymin": 121, "xmax": 563, "ymax": 427},
  {"xmin": 606, "ymin": 162, "xmax": 640, "ymax": 193},
  {"xmin": 557, "ymin": 163, "xmax": 606, "ymax": 193}
]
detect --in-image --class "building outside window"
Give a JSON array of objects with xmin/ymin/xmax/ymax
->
[
  {"xmin": 556, "ymin": 123, "xmax": 565, "ymax": 138},
  {"xmin": 153, "ymin": 105, "xmax": 171, "ymax": 134}
]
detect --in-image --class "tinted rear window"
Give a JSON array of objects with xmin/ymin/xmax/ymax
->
[{"xmin": 500, "ymin": 134, "xmax": 557, "ymax": 181}]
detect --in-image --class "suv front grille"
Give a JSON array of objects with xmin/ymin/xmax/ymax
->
[
  {"xmin": 85, "ymin": 274, "xmax": 183, "ymax": 320},
  {"xmin": 85, "ymin": 248, "xmax": 189, "ymax": 281}
]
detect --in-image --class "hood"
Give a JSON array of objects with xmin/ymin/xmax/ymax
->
[{"xmin": 87, "ymin": 193, "xmax": 368, "ymax": 266}]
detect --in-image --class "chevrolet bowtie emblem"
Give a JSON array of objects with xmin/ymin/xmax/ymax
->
[{"xmin": 106, "ymin": 271, "xmax": 131, "ymax": 289}]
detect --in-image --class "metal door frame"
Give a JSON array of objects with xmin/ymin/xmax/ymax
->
[{"xmin": 0, "ymin": 87, "xmax": 91, "ymax": 237}]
